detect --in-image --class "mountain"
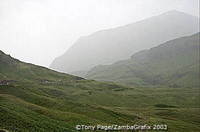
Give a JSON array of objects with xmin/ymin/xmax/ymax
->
[
  {"xmin": 0, "ymin": 50, "xmax": 136, "ymax": 131},
  {"xmin": 50, "ymin": 10, "xmax": 199, "ymax": 76},
  {"xmin": 0, "ymin": 50, "xmax": 200, "ymax": 131},
  {"xmin": 86, "ymin": 33, "xmax": 200, "ymax": 87}
]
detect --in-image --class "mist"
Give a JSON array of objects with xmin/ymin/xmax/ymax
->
[{"xmin": 0, "ymin": 0, "xmax": 199, "ymax": 67}]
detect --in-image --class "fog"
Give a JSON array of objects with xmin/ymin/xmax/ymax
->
[{"xmin": 0, "ymin": 0, "xmax": 199, "ymax": 67}]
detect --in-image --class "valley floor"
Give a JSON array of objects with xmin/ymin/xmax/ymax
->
[{"xmin": 0, "ymin": 80, "xmax": 199, "ymax": 132}]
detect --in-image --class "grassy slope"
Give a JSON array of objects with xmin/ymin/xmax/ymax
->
[
  {"xmin": 0, "ymin": 50, "xmax": 200, "ymax": 132},
  {"xmin": 86, "ymin": 33, "xmax": 200, "ymax": 88}
]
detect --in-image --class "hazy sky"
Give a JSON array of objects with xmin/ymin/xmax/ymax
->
[{"xmin": 0, "ymin": 0, "xmax": 199, "ymax": 67}]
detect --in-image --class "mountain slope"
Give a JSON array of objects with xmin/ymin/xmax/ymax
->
[
  {"xmin": 0, "ymin": 50, "xmax": 200, "ymax": 131},
  {"xmin": 86, "ymin": 33, "xmax": 200, "ymax": 87},
  {"xmin": 50, "ymin": 10, "xmax": 199, "ymax": 76},
  {"xmin": 0, "ymin": 51, "xmax": 136, "ymax": 131}
]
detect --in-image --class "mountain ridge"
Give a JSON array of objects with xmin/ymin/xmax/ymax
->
[
  {"xmin": 50, "ymin": 10, "xmax": 199, "ymax": 76},
  {"xmin": 86, "ymin": 33, "xmax": 200, "ymax": 87}
]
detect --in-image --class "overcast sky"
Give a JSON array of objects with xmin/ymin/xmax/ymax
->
[{"xmin": 0, "ymin": 0, "xmax": 199, "ymax": 67}]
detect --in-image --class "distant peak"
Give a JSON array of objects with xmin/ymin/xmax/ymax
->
[
  {"xmin": 167, "ymin": 10, "xmax": 182, "ymax": 13},
  {"xmin": 162, "ymin": 10, "xmax": 193, "ymax": 16}
]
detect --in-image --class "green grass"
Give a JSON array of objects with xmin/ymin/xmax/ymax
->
[
  {"xmin": 0, "ymin": 80, "xmax": 199, "ymax": 131},
  {"xmin": 0, "ymin": 50, "xmax": 200, "ymax": 131}
]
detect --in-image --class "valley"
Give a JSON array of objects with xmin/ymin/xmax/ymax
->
[
  {"xmin": 0, "ymin": 9, "xmax": 199, "ymax": 132},
  {"xmin": 0, "ymin": 50, "xmax": 199, "ymax": 131}
]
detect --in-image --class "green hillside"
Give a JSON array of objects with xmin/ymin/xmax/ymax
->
[
  {"xmin": 0, "ymin": 51, "xmax": 136, "ymax": 131},
  {"xmin": 86, "ymin": 33, "xmax": 200, "ymax": 88},
  {"xmin": 0, "ymin": 50, "xmax": 199, "ymax": 131}
]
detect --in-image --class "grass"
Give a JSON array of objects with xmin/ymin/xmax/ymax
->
[
  {"xmin": 0, "ymin": 50, "xmax": 200, "ymax": 131},
  {"xmin": 0, "ymin": 80, "xmax": 199, "ymax": 131}
]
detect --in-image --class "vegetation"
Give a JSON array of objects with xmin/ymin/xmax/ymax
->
[
  {"xmin": 0, "ymin": 48, "xmax": 200, "ymax": 131},
  {"xmin": 86, "ymin": 33, "xmax": 200, "ymax": 88}
]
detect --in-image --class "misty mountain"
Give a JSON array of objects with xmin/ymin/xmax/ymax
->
[
  {"xmin": 86, "ymin": 33, "xmax": 200, "ymax": 87},
  {"xmin": 50, "ymin": 10, "xmax": 199, "ymax": 76}
]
